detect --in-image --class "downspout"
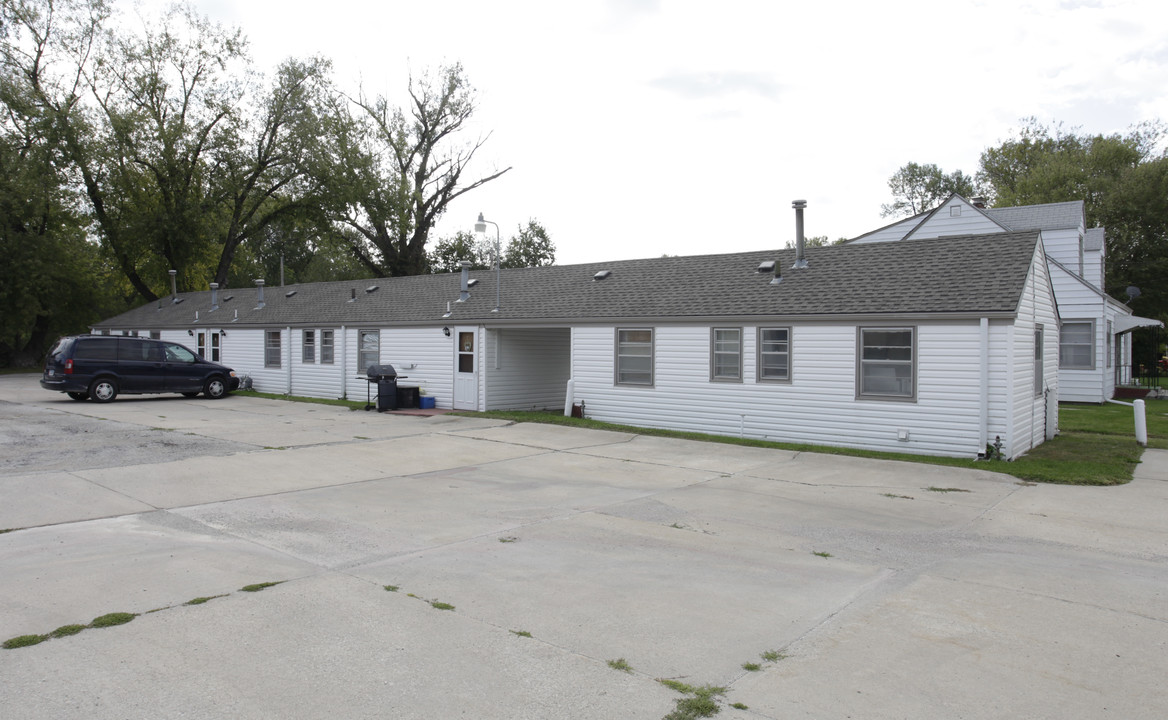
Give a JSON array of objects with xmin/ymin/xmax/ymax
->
[
  {"xmin": 979, "ymin": 317, "xmax": 989, "ymax": 452},
  {"xmin": 286, "ymin": 326, "xmax": 292, "ymax": 395},
  {"xmin": 340, "ymin": 325, "xmax": 347, "ymax": 400}
]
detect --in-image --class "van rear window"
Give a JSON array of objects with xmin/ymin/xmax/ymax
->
[{"xmin": 73, "ymin": 337, "xmax": 118, "ymax": 361}]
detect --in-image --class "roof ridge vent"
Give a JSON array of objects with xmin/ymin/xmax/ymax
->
[
  {"xmin": 285, "ymin": 290, "xmax": 298, "ymax": 298},
  {"xmin": 365, "ymin": 285, "xmax": 379, "ymax": 293},
  {"xmin": 593, "ymin": 270, "xmax": 612, "ymax": 281}
]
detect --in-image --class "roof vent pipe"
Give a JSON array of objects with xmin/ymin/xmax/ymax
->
[
  {"xmin": 169, "ymin": 269, "xmax": 178, "ymax": 302},
  {"xmin": 255, "ymin": 279, "xmax": 265, "ymax": 309},
  {"xmin": 457, "ymin": 261, "xmax": 471, "ymax": 303},
  {"xmin": 210, "ymin": 282, "xmax": 219, "ymax": 311},
  {"xmin": 792, "ymin": 199, "xmax": 808, "ymax": 269}
]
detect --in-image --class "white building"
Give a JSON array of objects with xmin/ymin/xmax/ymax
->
[
  {"xmin": 851, "ymin": 195, "xmax": 1163, "ymax": 402},
  {"xmin": 93, "ymin": 229, "xmax": 1058, "ymax": 460}
]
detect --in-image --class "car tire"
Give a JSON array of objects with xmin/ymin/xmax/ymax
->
[
  {"xmin": 89, "ymin": 378, "xmax": 118, "ymax": 403},
  {"xmin": 182, "ymin": 392, "xmax": 200, "ymax": 398},
  {"xmin": 204, "ymin": 376, "xmax": 227, "ymax": 399},
  {"xmin": 67, "ymin": 392, "xmax": 89, "ymax": 401}
]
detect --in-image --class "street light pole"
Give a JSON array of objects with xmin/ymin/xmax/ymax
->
[{"xmin": 475, "ymin": 212, "xmax": 501, "ymax": 312}]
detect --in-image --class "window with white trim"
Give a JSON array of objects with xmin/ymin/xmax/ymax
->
[
  {"xmin": 711, "ymin": 328, "xmax": 742, "ymax": 381},
  {"xmin": 1034, "ymin": 325, "xmax": 1044, "ymax": 396},
  {"xmin": 302, "ymin": 330, "xmax": 316, "ymax": 364},
  {"xmin": 1059, "ymin": 321, "xmax": 1094, "ymax": 369},
  {"xmin": 358, "ymin": 330, "xmax": 379, "ymax": 373},
  {"xmin": 857, "ymin": 327, "xmax": 915, "ymax": 400},
  {"xmin": 320, "ymin": 330, "xmax": 334, "ymax": 364},
  {"xmin": 616, "ymin": 328, "xmax": 653, "ymax": 386},
  {"xmin": 264, "ymin": 330, "xmax": 281, "ymax": 367},
  {"xmin": 757, "ymin": 327, "xmax": 791, "ymax": 382}
]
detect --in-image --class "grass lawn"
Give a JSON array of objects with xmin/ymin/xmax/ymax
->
[{"xmin": 471, "ymin": 400, "xmax": 1166, "ymax": 487}]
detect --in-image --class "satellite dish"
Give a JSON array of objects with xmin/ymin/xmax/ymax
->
[{"xmin": 1125, "ymin": 286, "xmax": 1141, "ymax": 303}]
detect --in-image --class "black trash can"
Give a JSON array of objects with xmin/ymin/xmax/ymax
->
[{"xmin": 367, "ymin": 364, "xmax": 398, "ymax": 412}]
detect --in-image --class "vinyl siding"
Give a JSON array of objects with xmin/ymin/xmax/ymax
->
[
  {"xmin": 340, "ymin": 327, "xmax": 453, "ymax": 406},
  {"xmin": 906, "ymin": 198, "xmax": 1002, "ymax": 239},
  {"xmin": 485, "ymin": 328, "xmax": 571, "ymax": 410},
  {"xmin": 1050, "ymin": 263, "xmax": 1108, "ymax": 403},
  {"xmin": 570, "ymin": 320, "xmax": 1013, "ymax": 459},
  {"xmin": 1009, "ymin": 246, "xmax": 1060, "ymax": 457}
]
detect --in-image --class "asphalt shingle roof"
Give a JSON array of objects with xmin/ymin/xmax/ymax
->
[
  {"xmin": 987, "ymin": 200, "xmax": 1083, "ymax": 232},
  {"xmin": 94, "ymin": 231, "xmax": 1040, "ymax": 330}
]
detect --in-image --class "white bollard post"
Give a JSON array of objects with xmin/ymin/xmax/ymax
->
[
  {"xmin": 563, "ymin": 378, "xmax": 575, "ymax": 417},
  {"xmin": 1134, "ymin": 399, "xmax": 1148, "ymax": 447}
]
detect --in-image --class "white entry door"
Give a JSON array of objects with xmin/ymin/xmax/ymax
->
[
  {"xmin": 195, "ymin": 330, "xmax": 222, "ymax": 362},
  {"xmin": 453, "ymin": 327, "xmax": 478, "ymax": 410}
]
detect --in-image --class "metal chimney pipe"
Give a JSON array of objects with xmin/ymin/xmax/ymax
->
[
  {"xmin": 457, "ymin": 261, "xmax": 471, "ymax": 303},
  {"xmin": 169, "ymin": 269, "xmax": 178, "ymax": 302},
  {"xmin": 792, "ymin": 199, "xmax": 808, "ymax": 269},
  {"xmin": 255, "ymin": 279, "xmax": 265, "ymax": 309},
  {"xmin": 209, "ymin": 282, "xmax": 219, "ymax": 311}
]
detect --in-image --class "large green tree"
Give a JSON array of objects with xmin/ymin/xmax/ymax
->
[
  {"xmin": 976, "ymin": 118, "xmax": 1168, "ymax": 322},
  {"xmin": 340, "ymin": 63, "xmax": 511, "ymax": 277},
  {"xmin": 880, "ymin": 161, "xmax": 978, "ymax": 218}
]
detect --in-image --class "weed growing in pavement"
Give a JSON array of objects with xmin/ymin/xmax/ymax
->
[
  {"xmin": 50, "ymin": 624, "xmax": 87, "ymax": 638},
  {"xmin": 741, "ymin": 662, "xmax": 761, "ymax": 671},
  {"xmin": 656, "ymin": 682, "xmax": 728, "ymax": 719},
  {"xmin": 729, "ymin": 702, "xmax": 748, "ymax": 710},
  {"xmin": 607, "ymin": 657, "xmax": 633, "ymax": 673},
  {"xmin": 498, "ymin": 536, "xmax": 518, "ymax": 543},
  {"xmin": 430, "ymin": 600, "xmax": 455, "ymax": 611},
  {"xmin": 3, "ymin": 634, "xmax": 47, "ymax": 649},
  {"xmin": 881, "ymin": 493, "xmax": 914, "ymax": 500},
  {"xmin": 240, "ymin": 581, "xmax": 284, "ymax": 592},
  {"xmin": 812, "ymin": 551, "xmax": 832, "ymax": 558},
  {"xmin": 90, "ymin": 612, "xmax": 137, "ymax": 628},
  {"xmin": 383, "ymin": 585, "xmax": 400, "ymax": 592},
  {"xmin": 760, "ymin": 650, "xmax": 787, "ymax": 662},
  {"xmin": 926, "ymin": 486, "xmax": 971, "ymax": 493},
  {"xmin": 185, "ymin": 595, "xmax": 228, "ymax": 606},
  {"xmin": 510, "ymin": 630, "xmax": 532, "ymax": 638}
]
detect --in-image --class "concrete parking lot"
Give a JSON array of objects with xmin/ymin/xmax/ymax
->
[{"xmin": 1, "ymin": 373, "xmax": 1166, "ymax": 719}]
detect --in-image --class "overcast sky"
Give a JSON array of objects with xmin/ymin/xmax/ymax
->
[{"xmin": 187, "ymin": 0, "xmax": 1168, "ymax": 266}]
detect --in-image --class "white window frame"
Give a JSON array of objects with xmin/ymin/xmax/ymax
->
[
  {"xmin": 320, "ymin": 330, "xmax": 334, "ymax": 364},
  {"xmin": 264, "ymin": 330, "xmax": 281, "ymax": 368},
  {"xmin": 615, "ymin": 328, "xmax": 654, "ymax": 386},
  {"xmin": 358, "ymin": 329, "xmax": 380, "ymax": 374},
  {"xmin": 1034, "ymin": 324, "xmax": 1044, "ymax": 396},
  {"xmin": 757, "ymin": 327, "xmax": 791, "ymax": 383},
  {"xmin": 1059, "ymin": 320, "xmax": 1095, "ymax": 370},
  {"xmin": 856, "ymin": 326, "xmax": 916, "ymax": 401},
  {"xmin": 710, "ymin": 327, "xmax": 743, "ymax": 382},
  {"xmin": 302, "ymin": 330, "xmax": 316, "ymax": 364}
]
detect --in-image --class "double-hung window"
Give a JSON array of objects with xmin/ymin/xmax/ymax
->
[
  {"xmin": 302, "ymin": 330, "xmax": 316, "ymax": 364},
  {"xmin": 264, "ymin": 330, "xmax": 281, "ymax": 368},
  {"xmin": 1060, "ymin": 321, "xmax": 1094, "ymax": 369},
  {"xmin": 320, "ymin": 330, "xmax": 334, "ymax": 364},
  {"xmin": 711, "ymin": 328, "xmax": 743, "ymax": 381},
  {"xmin": 757, "ymin": 327, "xmax": 791, "ymax": 382},
  {"xmin": 857, "ymin": 327, "xmax": 915, "ymax": 400},
  {"xmin": 616, "ymin": 329, "xmax": 653, "ymax": 386},
  {"xmin": 358, "ymin": 330, "xmax": 380, "ymax": 373}
]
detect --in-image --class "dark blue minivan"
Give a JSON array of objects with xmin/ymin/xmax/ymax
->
[{"xmin": 41, "ymin": 335, "xmax": 240, "ymax": 403}]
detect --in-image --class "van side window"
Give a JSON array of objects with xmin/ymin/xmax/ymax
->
[
  {"xmin": 73, "ymin": 337, "xmax": 118, "ymax": 361},
  {"xmin": 164, "ymin": 343, "xmax": 198, "ymax": 363}
]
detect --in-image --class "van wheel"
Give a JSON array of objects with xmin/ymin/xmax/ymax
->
[
  {"xmin": 67, "ymin": 392, "xmax": 89, "ymax": 401},
  {"xmin": 89, "ymin": 378, "xmax": 118, "ymax": 403},
  {"xmin": 204, "ymin": 376, "xmax": 227, "ymax": 399}
]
